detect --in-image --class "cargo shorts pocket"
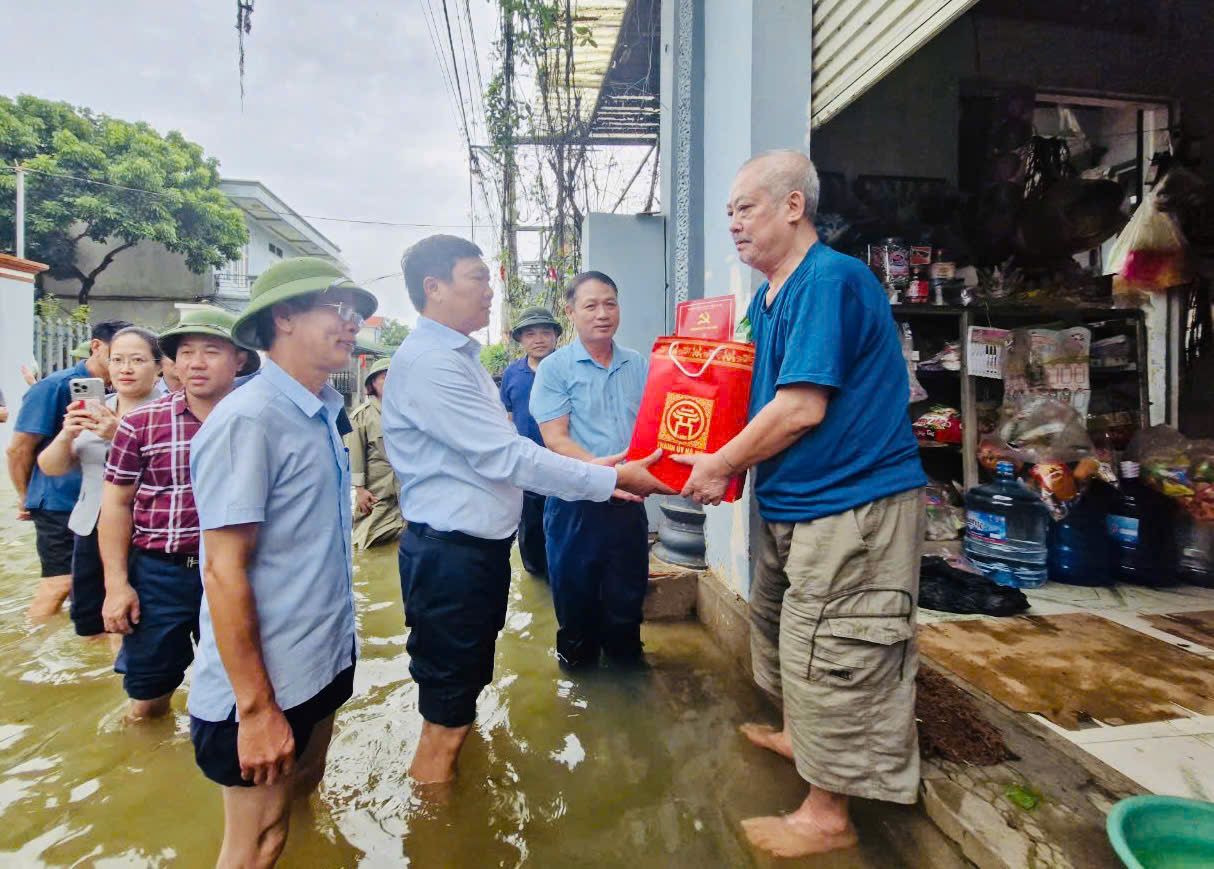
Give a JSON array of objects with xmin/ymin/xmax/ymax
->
[{"xmin": 807, "ymin": 588, "xmax": 914, "ymax": 689}]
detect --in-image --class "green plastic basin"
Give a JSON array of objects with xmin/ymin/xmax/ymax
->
[{"xmin": 1107, "ymin": 795, "xmax": 1214, "ymax": 869}]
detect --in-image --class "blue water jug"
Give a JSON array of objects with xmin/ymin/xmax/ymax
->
[
  {"xmin": 964, "ymin": 461, "xmax": 1050, "ymax": 589},
  {"xmin": 1108, "ymin": 461, "xmax": 1175, "ymax": 586},
  {"xmin": 1047, "ymin": 493, "xmax": 1112, "ymax": 586}
]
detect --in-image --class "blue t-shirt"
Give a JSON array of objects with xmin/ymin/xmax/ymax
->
[
  {"xmin": 15, "ymin": 361, "xmax": 89, "ymax": 512},
  {"xmin": 499, "ymin": 356, "xmax": 544, "ymax": 446},
  {"xmin": 747, "ymin": 242, "xmax": 924, "ymax": 522}
]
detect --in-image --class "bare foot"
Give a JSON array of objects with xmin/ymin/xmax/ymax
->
[
  {"xmin": 27, "ymin": 576, "xmax": 71, "ymax": 622},
  {"xmin": 739, "ymin": 722, "xmax": 794, "ymax": 761},
  {"xmin": 742, "ymin": 814, "xmax": 859, "ymax": 858}
]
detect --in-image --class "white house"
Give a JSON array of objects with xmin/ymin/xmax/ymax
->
[{"xmin": 41, "ymin": 179, "xmax": 343, "ymax": 327}]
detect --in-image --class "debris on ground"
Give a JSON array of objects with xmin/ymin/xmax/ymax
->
[{"xmin": 917, "ymin": 667, "xmax": 1016, "ymax": 765}]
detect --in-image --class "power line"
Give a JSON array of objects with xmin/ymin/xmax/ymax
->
[{"xmin": 2, "ymin": 165, "xmax": 476, "ymax": 229}]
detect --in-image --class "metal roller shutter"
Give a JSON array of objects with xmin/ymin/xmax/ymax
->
[{"xmin": 811, "ymin": 0, "xmax": 979, "ymax": 128}]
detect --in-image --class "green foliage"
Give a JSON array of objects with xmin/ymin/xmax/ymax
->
[
  {"xmin": 0, "ymin": 94, "xmax": 248, "ymax": 303},
  {"xmin": 378, "ymin": 317, "xmax": 411, "ymax": 348},
  {"xmin": 479, "ymin": 342, "xmax": 513, "ymax": 377}
]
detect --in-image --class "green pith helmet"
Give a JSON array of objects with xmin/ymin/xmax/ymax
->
[
  {"xmin": 159, "ymin": 306, "xmax": 261, "ymax": 376},
  {"xmin": 510, "ymin": 306, "xmax": 562, "ymax": 341},
  {"xmin": 70, "ymin": 341, "xmax": 91, "ymax": 359},
  {"xmin": 363, "ymin": 356, "xmax": 391, "ymax": 388},
  {"xmin": 232, "ymin": 256, "xmax": 378, "ymax": 351}
]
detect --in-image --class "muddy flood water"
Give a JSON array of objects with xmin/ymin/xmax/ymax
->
[{"xmin": 0, "ymin": 498, "xmax": 953, "ymax": 867}]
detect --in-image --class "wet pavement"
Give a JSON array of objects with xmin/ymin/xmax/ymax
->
[{"xmin": 0, "ymin": 492, "xmax": 954, "ymax": 867}]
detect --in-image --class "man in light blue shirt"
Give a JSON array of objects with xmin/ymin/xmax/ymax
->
[
  {"xmin": 530, "ymin": 271, "xmax": 650, "ymax": 668},
  {"xmin": 188, "ymin": 257, "xmax": 378, "ymax": 868},
  {"xmin": 382, "ymin": 234, "xmax": 672, "ymax": 785}
]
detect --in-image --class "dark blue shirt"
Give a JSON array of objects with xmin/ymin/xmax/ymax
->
[
  {"xmin": 15, "ymin": 361, "xmax": 89, "ymax": 512},
  {"xmin": 500, "ymin": 356, "xmax": 544, "ymax": 446},
  {"xmin": 747, "ymin": 242, "xmax": 925, "ymax": 522}
]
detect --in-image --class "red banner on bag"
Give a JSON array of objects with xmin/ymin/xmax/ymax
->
[
  {"xmin": 675, "ymin": 296, "xmax": 736, "ymax": 342},
  {"xmin": 627, "ymin": 337, "xmax": 754, "ymax": 502}
]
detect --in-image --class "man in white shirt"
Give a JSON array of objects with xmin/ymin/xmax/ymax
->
[{"xmin": 382, "ymin": 234, "xmax": 672, "ymax": 784}]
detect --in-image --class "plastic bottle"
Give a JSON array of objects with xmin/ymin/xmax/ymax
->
[
  {"xmin": 964, "ymin": 460, "xmax": 1050, "ymax": 589},
  {"xmin": 1174, "ymin": 516, "xmax": 1214, "ymax": 587},
  {"xmin": 1107, "ymin": 461, "xmax": 1175, "ymax": 586},
  {"xmin": 1047, "ymin": 492, "xmax": 1112, "ymax": 586}
]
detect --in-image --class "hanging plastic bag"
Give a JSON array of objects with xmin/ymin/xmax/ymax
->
[
  {"xmin": 900, "ymin": 323, "xmax": 928, "ymax": 403},
  {"xmin": 1106, "ymin": 189, "xmax": 1191, "ymax": 292}
]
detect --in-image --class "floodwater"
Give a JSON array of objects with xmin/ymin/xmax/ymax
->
[{"xmin": 0, "ymin": 496, "xmax": 951, "ymax": 867}]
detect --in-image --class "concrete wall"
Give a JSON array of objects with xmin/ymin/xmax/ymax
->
[
  {"xmin": 0, "ymin": 259, "xmax": 41, "ymax": 454},
  {"xmin": 697, "ymin": 0, "xmax": 814, "ymax": 598},
  {"xmin": 40, "ymin": 235, "xmax": 211, "ymax": 328}
]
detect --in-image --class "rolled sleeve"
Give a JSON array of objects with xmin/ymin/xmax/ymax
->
[
  {"xmin": 191, "ymin": 413, "xmax": 271, "ymax": 529},
  {"xmin": 104, "ymin": 418, "xmax": 144, "ymax": 484},
  {"xmin": 401, "ymin": 352, "xmax": 615, "ymax": 503},
  {"xmin": 776, "ymin": 280, "xmax": 850, "ymax": 390},
  {"xmin": 528, "ymin": 354, "xmax": 571, "ymax": 425},
  {"xmin": 14, "ymin": 378, "xmax": 65, "ymax": 438}
]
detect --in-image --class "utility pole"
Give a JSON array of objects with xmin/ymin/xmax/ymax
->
[
  {"xmin": 14, "ymin": 165, "xmax": 25, "ymax": 258},
  {"xmin": 499, "ymin": 1, "xmax": 519, "ymax": 332}
]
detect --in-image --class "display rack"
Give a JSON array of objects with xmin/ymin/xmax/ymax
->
[{"xmin": 893, "ymin": 304, "xmax": 1150, "ymax": 491}]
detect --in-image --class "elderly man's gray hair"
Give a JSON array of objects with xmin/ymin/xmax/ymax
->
[{"xmin": 742, "ymin": 149, "xmax": 820, "ymax": 222}]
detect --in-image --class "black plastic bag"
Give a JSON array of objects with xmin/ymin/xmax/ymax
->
[{"xmin": 919, "ymin": 556, "xmax": 1030, "ymax": 617}]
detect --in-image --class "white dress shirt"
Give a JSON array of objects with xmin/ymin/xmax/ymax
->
[{"xmin": 382, "ymin": 316, "xmax": 617, "ymax": 539}]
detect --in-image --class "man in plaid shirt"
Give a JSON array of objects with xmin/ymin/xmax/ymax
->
[{"xmin": 98, "ymin": 307, "xmax": 258, "ymax": 720}]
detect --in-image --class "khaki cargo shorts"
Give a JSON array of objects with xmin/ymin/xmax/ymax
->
[{"xmin": 750, "ymin": 488, "xmax": 923, "ymax": 804}]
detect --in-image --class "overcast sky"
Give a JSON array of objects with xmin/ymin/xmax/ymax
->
[{"xmin": 1, "ymin": 0, "xmax": 497, "ymax": 329}]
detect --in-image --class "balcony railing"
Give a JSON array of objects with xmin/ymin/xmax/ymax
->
[{"xmin": 214, "ymin": 272, "xmax": 255, "ymax": 297}]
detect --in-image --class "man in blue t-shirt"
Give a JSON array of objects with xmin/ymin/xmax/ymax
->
[
  {"xmin": 8, "ymin": 319, "xmax": 130, "ymax": 620},
  {"xmin": 676, "ymin": 151, "xmax": 926, "ymax": 859},
  {"xmin": 499, "ymin": 306, "xmax": 561, "ymax": 576}
]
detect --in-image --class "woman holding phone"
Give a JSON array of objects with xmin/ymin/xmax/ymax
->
[{"xmin": 38, "ymin": 327, "xmax": 162, "ymax": 638}]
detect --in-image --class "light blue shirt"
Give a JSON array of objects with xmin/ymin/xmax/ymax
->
[
  {"xmin": 187, "ymin": 358, "xmax": 356, "ymax": 722},
  {"xmin": 382, "ymin": 317, "xmax": 617, "ymax": 540},
  {"xmin": 529, "ymin": 337, "xmax": 647, "ymax": 457}
]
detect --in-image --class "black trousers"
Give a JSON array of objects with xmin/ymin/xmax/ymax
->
[
  {"xmin": 518, "ymin": 491, "xmax": 548, "ymax": 576},
  {"xmin": 398, "ymin": 523, "xmax": 513, "ymax": 727},
  {"xmin": 544, "ymin": 498, "xmax": 649, "ymax": 667}
]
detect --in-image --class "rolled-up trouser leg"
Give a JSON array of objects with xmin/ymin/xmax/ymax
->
[{"xmin": 778, "ymin": 488, "xmax": 924, "ymax": 804}]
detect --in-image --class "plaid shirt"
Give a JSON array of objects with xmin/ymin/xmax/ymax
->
[{"xmin": 104, "ymin": 391, "xmax": 202, "ymax": 554}]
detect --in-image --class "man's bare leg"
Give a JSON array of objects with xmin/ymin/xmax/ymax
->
[
  {"xmin": 742, "ymin": 786, "xmax": 859, "ymax": 858},
  {"xmin": 218, "ymin": 777, "xmax": 293, "ymax": 869},
  {"xmin": 739, "ymin": 711, "xmax": 793, "ymax": 761},
  {"xmin": 28, "ymin": 575, "xmax": 71, "ymax": 621},
  {"xmin": 292, "ymin": 714, "xmax": 335, "ymax": 801},
  {"xmin": 409, "ymin": 720, "xmax": 472, "ymax": 784},
  {"xmin": 127, "ymin": 693, "xmax": 173, "ymax": 722}
]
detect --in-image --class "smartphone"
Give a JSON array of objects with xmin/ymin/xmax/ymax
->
[{"xmin": 69, "ymin": 377, "xmax": 106, "ymax": 404}]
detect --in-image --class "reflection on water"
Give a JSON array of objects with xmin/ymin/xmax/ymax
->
[{"xmin": 0, "ymin": 501, "xmax": 945, "ymax": 867}]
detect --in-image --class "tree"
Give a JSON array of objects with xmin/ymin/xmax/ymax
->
[
  {"xmin": 378, "ymin": 317, "xmax": 411, "ymax": 348},
  {"xmin": 480, "ymin": 343, "xmax": 513, "ymax": 378},
  {"xmin": 0, "ymin": 95, "xmax": 248, "ymax": 303}
]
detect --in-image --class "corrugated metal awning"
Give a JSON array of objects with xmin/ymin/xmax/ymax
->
[{"xmin": 811, "ymin": 0, "xmax": 979, "ymax": 129}]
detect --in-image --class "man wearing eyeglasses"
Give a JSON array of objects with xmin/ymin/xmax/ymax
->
[{"xmin": 187, "ymin": 258, "xmax": 376, "ymax": 867}]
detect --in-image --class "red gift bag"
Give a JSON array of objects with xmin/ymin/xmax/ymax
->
[{"xmin": 627, "ymin": 337, "xmax": 755, "ymax": 502}]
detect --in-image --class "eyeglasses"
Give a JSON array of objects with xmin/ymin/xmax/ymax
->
[{"xmin": 314, "ymin": 301, "xmax": 365, "ymax": 328}]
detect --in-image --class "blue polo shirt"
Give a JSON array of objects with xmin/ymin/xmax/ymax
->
[
  {"xmin": 188, "ymin": 358, "xmax": 356, "ymax": 721},
  {"xmin": 15, "ymin": 361, "xmax": 89, "ymax": 512},
  {"xmin": 530, "ymin": 337, "xmax": 647, "ymax": 457},
  {"xmin": 499, "ymin": 356, "xmax": 544, "ymax": 445},
  {"xmin": 747, "ymin": 242, "xmax": 924, "ymax": 522}
]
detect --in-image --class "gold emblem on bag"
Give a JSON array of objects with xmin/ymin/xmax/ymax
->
[{"xmin": 659, "ymin": 393, "xmax": 713, "ymax": 451}]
